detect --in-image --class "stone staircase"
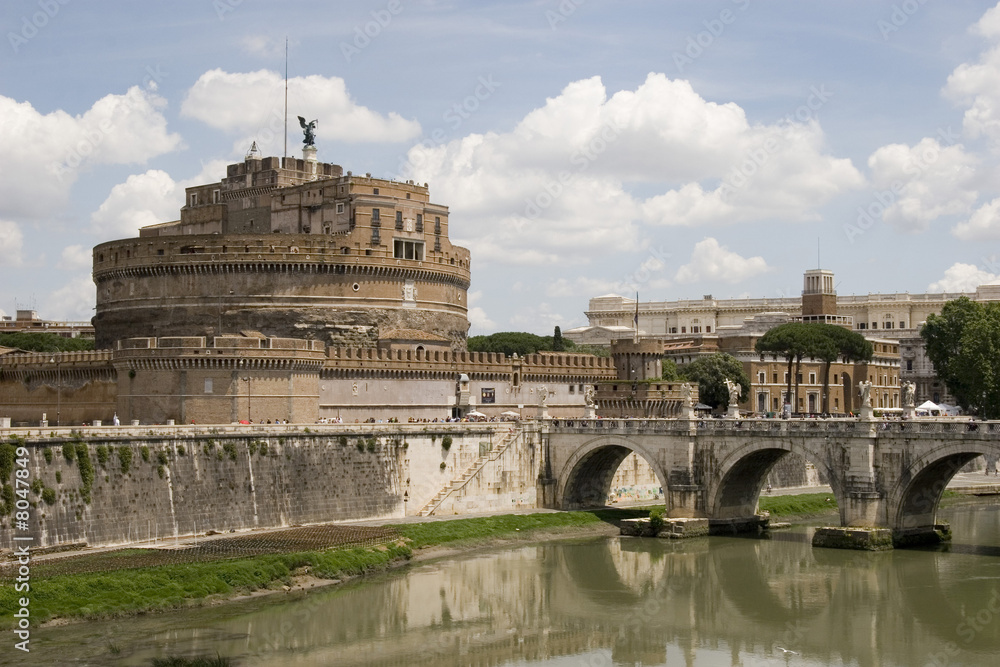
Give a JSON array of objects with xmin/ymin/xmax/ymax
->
[{"xmin": 418, "ymin": 427, "xmax": 521, "ymax": 517}]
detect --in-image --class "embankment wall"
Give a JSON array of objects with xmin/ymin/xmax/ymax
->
[{"xmin": 0, "ymin": 424, "xmax": 517, "ymax": 550}]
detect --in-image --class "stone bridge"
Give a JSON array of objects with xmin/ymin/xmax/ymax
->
[{"xmin": 537, "ymin": 417, "xmax": 1000, "ymax": 546}]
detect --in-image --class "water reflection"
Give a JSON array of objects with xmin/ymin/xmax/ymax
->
[{"xmin": 14, "ymin": 505, "xmax": 1000, "ymax": 667}]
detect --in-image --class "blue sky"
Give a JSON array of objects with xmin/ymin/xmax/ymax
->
[{"xmin": 2, "ymin": 0, "xmax": 1000, "ymax": 336}]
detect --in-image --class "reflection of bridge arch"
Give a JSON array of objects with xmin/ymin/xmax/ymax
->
[
  {"xmin": 888, "ymin": 441, "xmax": 1000, "ymax": 534},
  {"xmin": 708, "ymin": 440, "xmax": 842, "ymax": 521},
  {"xmin": 556, "ymin": 436, "xmax": 668, "ymax": 509}
]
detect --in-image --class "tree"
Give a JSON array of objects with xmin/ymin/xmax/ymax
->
[
  {"xmin": 0, "ymin": 332, "xmax": 95, "ymax": 352},
  {"xmin": 681, "ymin": 353, "xmax": 749, "ymax": 410},
  {"xmin": 552, "ymin": 326, "xmax": 565, "ymax": 352},
  {"xmin": 755, "ymin": 322, "xmax": 873, "ymax": 415},
  {"xmin": 922, "ymin": 298, "xmax": 1000, "ymax": 419},
  {"xmin": 755, "ymin": 322, "xmax": 814, "ymax": 412},
  {"xmin": 660, "ymin": 358, "xmax": 683, "ymax": 381},
  {"xmin": 466, "ymin": 331, "xmax": 579, "ymax": 356}
]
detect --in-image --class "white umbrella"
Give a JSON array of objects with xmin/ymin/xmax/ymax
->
[
  {"xmin": 501, "ymin": 410, "xmax": 521, "ymax": 419},
  {"xmin": 467, "ymin": 410, "xmax": 487, "ymax": 418}
]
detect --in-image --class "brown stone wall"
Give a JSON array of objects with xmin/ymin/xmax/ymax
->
[{"xmin": 0, "ymin": 351, "xmax": 118, "ymax": 426}]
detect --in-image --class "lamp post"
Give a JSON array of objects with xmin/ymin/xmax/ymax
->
[{"xmin": 49, "ymin": 356, "xmax": 61, "ymax": 427}]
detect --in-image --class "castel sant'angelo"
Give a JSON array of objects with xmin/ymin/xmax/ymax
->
[{"xmin": 1, "ymin": 136, "xmax": 636, "ymax": 426}]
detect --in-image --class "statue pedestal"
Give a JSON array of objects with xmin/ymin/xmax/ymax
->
[
  {"xmin": 903, "ymin": 406, "xmax": 916, "ymax": 420},
  {"xmin": 680, "ymin": 405, "xmax": 695, "ymax": 420},
  {"xmin": 537, "ymin": 407, "xmax": 549, "ymax": 420},
  {"xmin": 584, "ymin": 406, "xmax": 596, "ymax": 420},
  {"xmin": 726, "ymin": 405, "xmax": 740, "ymax": 419},
  {"xmin": 860, "ymin": 405, "xmax": 875, "ymax": 421}
]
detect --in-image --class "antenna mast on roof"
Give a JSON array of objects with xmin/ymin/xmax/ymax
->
[{"xmin": 283, "ymin": 37, "xmax": 289, "ymax": 159}]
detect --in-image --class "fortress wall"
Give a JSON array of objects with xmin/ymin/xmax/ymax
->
[
  {"xmin": 0, "ymin": 351, "xmax": 117, "ymax": 425},
  {"xmin": 0, "ymin": 425, "xmax": 513, "ymax": 550}
]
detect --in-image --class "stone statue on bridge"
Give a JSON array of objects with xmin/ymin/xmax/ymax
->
[
  {"xmin": 584, "ymin": 385, "xmax": 595, "ymax": 408},
  {"xmin": 724, "ymin": 378, "xmax": 740, "ymax": 408},
  {"xmin": 902, "ymin": 381, "xmax": 916, "ymax": 408},
  {"xmin": 538, "ymin": 386, "xmax": 548, "ymax": 406},
  {"xmin": 680, "ymin": 382, "xmax": 693, "ymax": 408},
  {"xmin": 858, "ymin": 380, "xmax": 872, "ymax": 408}
]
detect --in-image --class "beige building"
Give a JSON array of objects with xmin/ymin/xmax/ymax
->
[{"xmin": 567, "ymin": 269, "xmax": 999, "ymax": 407}]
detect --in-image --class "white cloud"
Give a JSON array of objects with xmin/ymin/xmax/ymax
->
[
  {"xmin": 59, "ymin": 245, "xmax": 92, "ymax": 271},
  {"xmin": 0, "ymin": 220, "xmax": 24, "ymax": 266},
  {"xmin": 508, "ymin": 302, "xmax": 575, "ymax": 334},
  {"xmin": 944, "ymin": 3, "xmax": 1000, "ymax": 145},
  {"xmin": 0, "ymin": 88, "xmax": 182, "ymax": 221},
  {"xmin": 673, "ymin": 237, "xmax": 769, "ymax": 285},
  {"xmin": 403, "ymin": 73, "xmax": 861, "ymax": 267},
  {"xmin": 928, "ymin": 262, "xmax": 999, "ymax": 292},
  {"xmin": 181, "ymin": 69, "xmax": 421, "ymax": 149},
  {"xmin": 466, "ymin": 291, "xmax": 496, "ymax": 331},
  {"xmin": 45, "ymin": 274, "xmax": 96, "ymax": 322},
  {"xmin": 867, "ymin": 138, "xmax": 979, "ymax": 232},
  {"xmin": 241, "ymin": 35, "xmax": 290, "ymax": 59},
  {"xmin": 91, "ymin": 170, "xmax": 181, "ymax": 239},
  {"xmin": 953, "ymin": 197, "xmax": 1000, "ymax": 240},
  {"xmin": 90, "ymin": 160, "xmax": 229, "ymax": 239}
]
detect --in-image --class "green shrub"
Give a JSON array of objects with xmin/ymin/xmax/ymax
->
[
  {"xmin": 95, "ymin": 445, "xmax": 109, "ymax": 469},
  {"xmin": 338, "ymin": 435, "xmax": 348, "ymax": 446},
  {"xmin": 140, "ymin": 445, "xmax": 150, "ymax": 462},
  {"xmin": 55, "ymin": 471, "xmax": 62, "ymax": 484},
  {"xmin": 648, "ymin": 507, "xmax": 665, "ymax": 532},
  {"xmin": 356, "ymin": 440, "xmax": 365, "ymax": 452},
  {"xmin": 76, "ymin": 443, "xmax": 93, "ymax": 503},
  {"xmin": 117, "ymin": 447, "xmax": 132, "ymax": 475},
  {"xmin": 157, "ymin": 465, "xmax": 165, "ymax": 479},
  {"xmin": 258, "ymin": 442, "xmax": 268, "ymax": 457},
  {"xmin": 365, "ymin": 438, "xmax": 376, "ymax": 452},
  {"xmin": 248, "ymin": 441, "xmax": 258, "ymax": 456},
  {"xmin": 440, "ymin": 461, "xmax": 447, "ymax": 470},
  {"xmin": 223, "ymin": 442, "xmax": 238, "ymax": 461},
  {"xmin": 0, "ymin": 443, "xmax": 14, "ymax": 481},
  {"xmin": 177, "ymin": 445, "xmax": 186, "ymax": 456},
  {"xmin": 43, "ymin": 447, "xmax": 53, "ymax": 464},
  {"xmin": 31, "ymin": 478, "xmax": 43, "ymax": 494},
  {"xmin": 1, "ymin": 484, "xmax": 13, "ymax": 515},
  {"xmin": 441, "ymin": 435, "xmax": 453, "ymax": 450},
  {"xmin": 62, "ymin": 443, "xmax": 76, "ymax": 463},
  {"xmin": 41, "ymin": 487, "xmax": 56, "ymax": 505},
  {"xmin": 157, "ymin": 450, "xmax": 169, "ymax": 466}
]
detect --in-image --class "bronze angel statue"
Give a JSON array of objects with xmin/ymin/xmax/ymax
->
[{"xmin": 298, "ymin": 116, "xmax": 318, "ymax": 146}]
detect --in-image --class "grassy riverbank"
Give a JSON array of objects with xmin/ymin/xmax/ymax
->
[{"xmin": 0, "ymin": 508, "xmax": 649, "ymax": 628}]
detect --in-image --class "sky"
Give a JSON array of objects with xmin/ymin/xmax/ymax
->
[{"xmin": 3, "ymin": 0, "xmax": 1000, "ymax": 337}]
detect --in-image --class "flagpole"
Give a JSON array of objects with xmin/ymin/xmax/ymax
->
[{"xmin": 633, "ymin": 292, "xmax": 639, "ymax": 343}]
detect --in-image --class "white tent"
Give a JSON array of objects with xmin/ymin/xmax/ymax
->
[{"xmin": 916, "ymin": 400, "xmax": 940, "ymax": 416}]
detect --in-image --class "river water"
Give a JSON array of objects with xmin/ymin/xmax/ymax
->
[{"xmin": 13, "ymin": 503, "xmax": 1000, "ymax": 667}]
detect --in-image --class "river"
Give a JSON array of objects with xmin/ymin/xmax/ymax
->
[{"xmin": 12, "ymin": 503, "xmax": 1000, "ymax": 667}]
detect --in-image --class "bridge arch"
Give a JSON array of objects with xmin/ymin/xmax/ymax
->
[
  {"xmin": 708, "ymin": 439, "xmax": 842, "ymax": 521},
  {"xmin": 887, "ymin": 441, "xmax": 1000, "ymax": 536},
  {"xmin": 555, "ymin": 435, "xmax": 668, "ymax": 510}
]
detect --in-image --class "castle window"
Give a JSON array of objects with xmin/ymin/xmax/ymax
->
[
  {"xmin": 204, "ymin": 378, "xmax": 213, "ymax": 394},
  {"xmin": 189, "ymin": 193, "xmax": 198, "ymax": 207},
  {"xmin": 773, "ymin": 372, "xmax": 778, "ymax": 383},
  {"xmin": 371, "ymin": 209, "xmax": 380, "ymax": 225},
  {"xmin": 906, "ymin": 360, "xmax": 913, "ymax": 371},
  {"xmin": 212, "ymin": 189, "xmax": 220, "ymax": 203},
  {"xmin": 373, "ymin": 188, "xmax": 379, "ymax": 195},
  {"xmin": 758, "ymin": 372, "xmax": 765, "ymax": 383},
  {"xmin": 434, "ymin": 217, "xmax": 441, "ymax": 234},
  {"xmin": 809, "ymin": 372, "xmax": 816, "ymax": 384},
  {"xmin": 395, "ymin": 210, "xmax": 403, "ymax": 230},
  {"xmin": 341, "ymin": 247, "xmax": 350, "ymax": 255},
  {"xmin": 157, "ymin": 249, "xmax": 164, "ymax": 256},
  {"xmin": 393, "ymin": 239, "xmax": 424, "ymax": 261},
  {"xmin": 416, "ymin": 214, "xmax": 423, "ymax": 232},
  {"xmin": 899, "ymin": 321, "xmax": 906, "ymax": 329},
  {"xmin": 406, "ymin": 193, "xmax": 411, "ymax": 199},
  {"xmin": 336, "ymin": 203, "xmax": 345, "ymax": 214}
]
